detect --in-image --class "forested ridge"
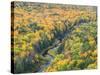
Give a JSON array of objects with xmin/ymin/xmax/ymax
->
[{"xmin": 11, "ymin": 2, "xmax": 97, "ymax": 73}]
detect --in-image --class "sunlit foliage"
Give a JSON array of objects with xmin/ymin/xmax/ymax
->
[{"xmin": 11, "ymin": 2, "xmax": 97, "ymax": 73}]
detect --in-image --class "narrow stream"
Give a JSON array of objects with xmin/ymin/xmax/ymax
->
[
  {"xmin": 39, "ymin": 46, "xmax": 59, "ymax": 72},
  {"xmin": 38, "ymin": 21, "xmax": 90, "ymax": 72}
]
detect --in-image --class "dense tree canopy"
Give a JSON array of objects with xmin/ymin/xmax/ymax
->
[{"xmin": 11, "ymin": 2, "xmax": 97, "ymax": 73}]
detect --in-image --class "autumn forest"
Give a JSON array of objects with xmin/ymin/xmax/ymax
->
[{"xmin": 11, "ymin": 2, "xmax": 97, "ymax": 73}]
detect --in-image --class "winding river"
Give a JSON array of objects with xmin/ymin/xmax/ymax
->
[{"xmin": 38, "ymin": 20, "xmax": 91, "ymax": 72}]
